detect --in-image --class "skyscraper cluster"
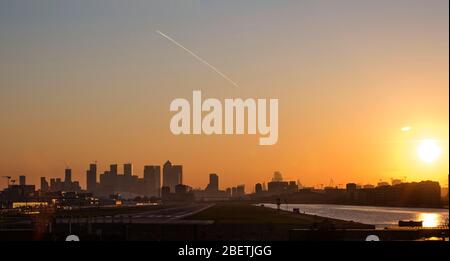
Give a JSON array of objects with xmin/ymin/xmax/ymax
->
[
  {"xmin": 83, "ymin": 160, "xmax": 181, "ymax": 198},
  {"xmin": 40, "ymin": 168, "xmax": 81, "ymax": 193}
]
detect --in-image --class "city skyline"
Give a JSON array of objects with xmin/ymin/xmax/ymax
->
[
  {"xmin": 0, "ymin": 1, "xmax": 448, "ymax": 191},
  {"xmin": 2, "ymin": 161, "xmax": 447, "ymax": 193}
]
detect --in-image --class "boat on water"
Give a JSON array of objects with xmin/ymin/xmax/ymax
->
[{"xmin": 398, "ymin": 220, "xmax": 423, "ymax": 227}]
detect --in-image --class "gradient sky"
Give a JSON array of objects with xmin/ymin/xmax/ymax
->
[{"xmin": 0, "ymin": 0, "xmax": 448, "ymax": 191}]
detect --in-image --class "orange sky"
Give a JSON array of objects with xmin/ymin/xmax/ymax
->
[{"xmin": 0, "ymin": 1, "xmax": 448, "ymax": 191}]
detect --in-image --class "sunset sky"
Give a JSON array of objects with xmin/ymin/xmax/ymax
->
[{"xmin": 0, "ymin": 0, "xmax": 448, "ymax": 191}]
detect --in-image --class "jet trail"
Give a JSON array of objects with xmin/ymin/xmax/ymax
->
[{"xmin": 156, "ymin": 30, "xmax": 239, "ymax": 87}]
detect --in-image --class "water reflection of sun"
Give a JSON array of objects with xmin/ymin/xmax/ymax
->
[{"xmin": 419, "ymin": 213, "xmax": 440, "ymax": 228}]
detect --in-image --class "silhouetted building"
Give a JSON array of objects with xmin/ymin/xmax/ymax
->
[
  {"xmin": 161, "ymin": 184, "xmax": 194, "ymax": 202},
  {"xmin": 0, "ymin": 181, "xmax": 36, "ymax": 207},
  {"xmin": 161, "ymin": 186, "xmax": 171, "ymax": 198},
  {"xmin": 264, "ymin": 180, "xmax": 443, "ymax": 208},
  {"xmin": 163, "ymin": 161, "xmax": 182, "ymax": 192},
  {"xmin": 94, "ymin": 162, "xmax": 165, "ymax": 198},
  {"xmin": 193, "ymin": 173, "xmax": 229, "ymax": 201},
  {"xmin": 50, "ymin": 178, "xmax": 61, "ymax": 191},
  {"xmin": 268, "ymin": 181, "xmax": 287, "ymax": 193},
  {"xmin": 206, "ymin": 173, "xmax": 219, "ymax": 191},
  {"xmin": 144, "ymin": 165, "xmax": 161, "ymax": 197},
  {"xmin": 124, "ymin": 163, "xmax": 133, "ymax": 176},
  {"xmin": 346, "ymin": 183, "xmax": 357, "ymax": 190},
  {"xmin": 47, "ymin": 169, "xmax": 81, "ymax": 192},
  {"xmin": 175, "ymin": 184, "xmax": 190, "ymax": 194},
  {"xmin": 268, "ymin": 181, "xmax": 299, "ymax": 193},
  {"xmin": 64, "ymin": 168, "xmax": 72, "ymax": 185},
  {"xmin": 272, "ymin": 171, "xmax": 283, "ymax": 182},
  {"xmin": 86, "ymin": 163, "xmax": 97, "ymax": 192},
  {"xmin": 110, "ymin": 164, "xmax": 118, "ymax": 175},
  {"xmin": 117, "ymin": 163, "xmax": 137, "ymax": 194},
  {"xmin": 288, "ymin": 181, "xmax": 299, "ymax": 193},
  {"xmin": 266, "ymin": 172, "xmax": 300, "ymax": 194},
  {"xmin": 40, "ymin": 177, "xmax": 49, "ymax": 192},
  {"xmin": 255, "ymin": 183, "xmax": 263, "ymax": 193},
  {"xmin": 234, "ymin": 185, "xmax": 245, "ymax": 197},
  {"xmin": 19, "ymin": 175, "xmax": 26, "ymax": 186}
]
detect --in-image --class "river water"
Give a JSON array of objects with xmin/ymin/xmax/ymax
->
[{"xmin": 262, "ymin": 203, "xmax": 449, "ymax": 228}]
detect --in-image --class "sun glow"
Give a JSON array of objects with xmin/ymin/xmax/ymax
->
[
  {"xmin": 419, "ymin": 213, "xmax": 441, "ymax": 228},
  {"xmin": 417, "ymin": 139, "xmax": 441, "ymax": 163}
]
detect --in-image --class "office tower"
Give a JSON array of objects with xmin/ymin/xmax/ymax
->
[
  {"xmin": 163, "ymin": 161, "xmax": 183, "ymax": 192},
  {"xmin": 86, "ymin": 163, "xmax": 97, "ymax": 192},
  {"xmin": 162, "ymin": 161, "xmax": 172, "ymax": 190},
  {"xmin": 49, "ymin": 178, "xmax": 63, "ymax": 191},
  {"xmin": 64, "ymin": 168, "xmax": 72, "ymax": 184},
  {"xmin": 89, "ymin": 163, "xmax": 97, "ymax": 175},
  {"xmin": 19, "ymin": 175, "xmax": 26, "ymax": 186},
  {"xmin": 50, "ymin": 178, "xmax": 56, "ymax": 191},
  {"xmin": 120, "ymin": 163, "xmax": 134, "ymax": 192},
  {"xmin": 40, "ymin": 177, "xmax": 49, "ymax": 192},
  {"xmin": 73, "ymin": 181, "xmax": 81, "ymax": 191},
  {"xmin": 206, "ymin": 173, "xmax": 219, "ymax": 191},
  {"xmin": 255, "ymin": 183, "xmax": 263, "ymax": 193},
  {"xmin": 144, "ymin": 165, "xmax": 161, "ymax": 197},
  {"xmin": 110, "ymin": 164, "xmax": 118, "ymax": 175},
  {"xmin": 236, "ymin": 185, "xmax": 245, "ymax": 196},
  {"xmin": 124, "ymin": 163, "xmax": 133, "ymax": 176},
  {"xmin": 173, "ymin": 165, "xmax": 183, "ymax": 185}
]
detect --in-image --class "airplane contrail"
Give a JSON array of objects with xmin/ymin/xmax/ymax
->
[{"xmin": 156, "ymin": 30, "xmax": 239, "ymax": 87}]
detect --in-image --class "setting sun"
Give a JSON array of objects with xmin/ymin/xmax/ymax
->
[{"xmin": 417, "ymin": 139, "xmax": 442, "ymax": 163}]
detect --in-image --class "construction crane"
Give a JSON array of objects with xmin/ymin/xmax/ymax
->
[{"xmin": 1, "ymin": 176, "xmax": 11, "ymax": 187}]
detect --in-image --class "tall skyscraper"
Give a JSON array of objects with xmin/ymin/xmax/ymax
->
[
  {"xmin": 124, "ymin": 163, "xmax": 133, "ymax": 176},
  {"xmin": 110, "ymin": 164, "xmax": 118, "ymax": 175},
  {"xmin": 86, "ymin": 163, "xmax": 97, "ymax": 192},
  {"xmin": 173, "ymin": 165, "xmax": 182, "ymax": 184},
  {"xmin": 255, "ymin": 183, "xmax": 263, "ymax": 193},
  {"xmin": 50, "ymin": 178, "xmax": 56, "ymax": 191},
  {"xmin": 64, "ymin": 168, "xmax": 72, "ymax": 185},
  {"xmin": 206, "ymin": 173, "xmax": 219, "ymax": 191},
  {"xmin": 19, "ymin": 175, "xmax": 26, "ymax": 186},
  {"xmin": 162, "ymin": 161, "xmax": 182, "ymax": 192},
  {"xmin": 40, "ymin": 177, "xmax": 49, "ymax": 192},
  {"xmin": 144, "ymin": 165, "xmax": 161, "ymax": 197}
]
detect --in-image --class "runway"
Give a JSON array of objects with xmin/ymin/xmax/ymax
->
[{"xmin": 55, "ymin": 203, "xmax": 214, "ymax": 224}]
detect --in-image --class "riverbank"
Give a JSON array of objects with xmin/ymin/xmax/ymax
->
[
  {"xmin": 185, "ymin": 202, "xmax": 374, "ymax": 229},
  {"xmin": 261, "ymin": 203, "xmax": 449, "ymax": 229}
]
